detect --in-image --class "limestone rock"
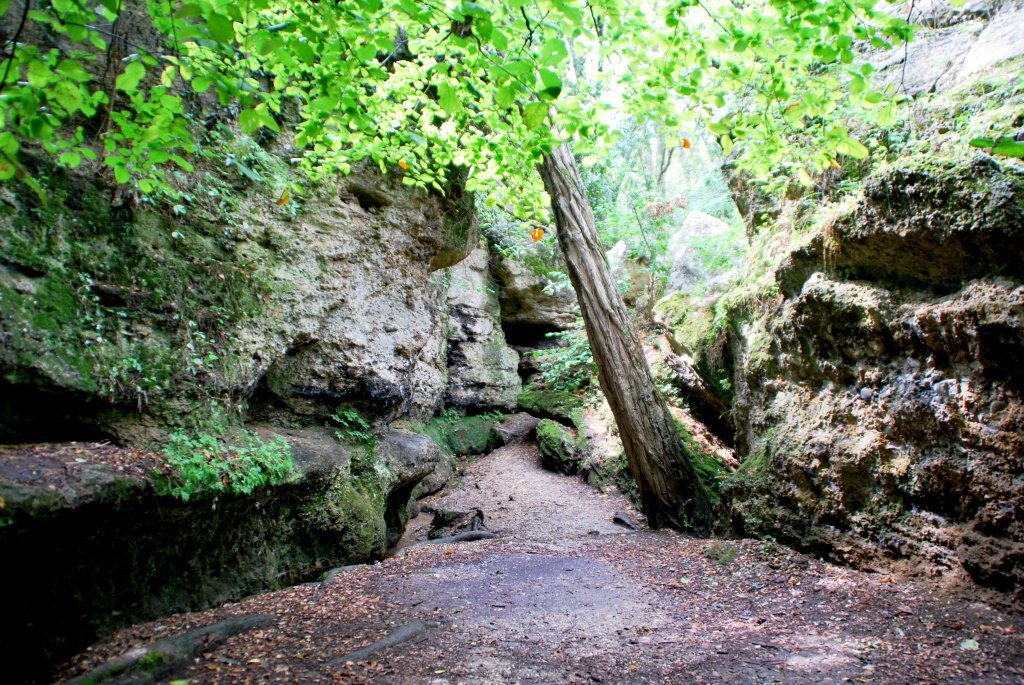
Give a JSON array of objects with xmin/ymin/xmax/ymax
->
[
  {"xmin": 0, "ymin": 165, "xmax": 478, "ymax": 440},
  {"xmin": 536, "ymin": 419, "xmax": 582, "ymax": 475},
  {"xmin": 257, "ymin": 173, "xmax": 478, "ymax": 424},
  {"xmin": 493, "ymin": 254, "xmax": 578, "ymax": 334},
  {"xmin": 721, "ymin": 158, "xmax": 1024, "ymax": 598},
  {"xmin": 494, "ymin": 412, "xmax": 541, "ymax": 445},
  {"xmin": 666, "ymin": 210, "xmax": 737, "ymax": 293},
  {"xmin": 777, "ymin": 155, "xmax": 1024, "ymax": 297},
  {"xmin": 444, "ymin": 241, "xmax": 521, "ymax": 411},
  {"xmin": 605, "ymin": 240, "xmax": 654, "ymax": 307}
]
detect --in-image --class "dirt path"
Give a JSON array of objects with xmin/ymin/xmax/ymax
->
[{"xmin": 62, "ymin": 443, "xmax": 1024, "ymax": 684}]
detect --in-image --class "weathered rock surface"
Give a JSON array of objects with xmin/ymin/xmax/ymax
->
[
  {"xmin": 606, "ymin": 240, "xmax": 658, "ymax": 309},
  {"xmin": 0, "ymin": 426, "xmax": 440, "ymax": 682},
  {"xmin": 721, "ymin": 156, "xmax": 1024, "ymax": 599},
  {"xmin": 493, "ymin": 253, "xmax": 578, "ymax": 337},
  {"xmin": 777, "ymin": 156, "xmax": 1024, "ymax": 297},
  {"xmin": 494, "ymin": 412, "xmax": 541, "ymax": 445},
  {"xmin": 255, "ymin": 174, "xmax": 479, "ymax": 424},
  {"xmin": 444, "ymin": 242, "xmax": 521, "ymax": 410},
  {"xmin": 666, "ymin": 210, "xmax": 738, "ymax": 293},
  {"xmin": 873, "ymin": 1, "xmax": 1023, "ymax": 95},
  {"xmin": 536, "ymin": 418, "xmax": 582, "ymax": 475},
  {"xmin": 0, "ymin": 165, "xmax": 478, "ymax": 441}
]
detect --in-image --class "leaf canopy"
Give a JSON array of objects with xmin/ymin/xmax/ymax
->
[{"xmin": 0, "ymin": 0, "xmax": 909, "ymax": 210}]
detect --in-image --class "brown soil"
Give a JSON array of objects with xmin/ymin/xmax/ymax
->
[{"xmin": 59, "ymin": 443, "xmax": 1024, "ymax": 684}]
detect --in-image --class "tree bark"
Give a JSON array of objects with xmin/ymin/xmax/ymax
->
[{"xmin": 539, "ymin": 143, "xmax": 712, "ymax": 532}]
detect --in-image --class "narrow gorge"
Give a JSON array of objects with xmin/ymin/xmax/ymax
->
[{"xmin": 1, "ymin": 0, "xmax": 1022, "ymax": 682}]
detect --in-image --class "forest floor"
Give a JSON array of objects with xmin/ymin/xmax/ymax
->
[{"xmin": 61, "ymin": 442, "xmax": 1024, "ymax": 684}]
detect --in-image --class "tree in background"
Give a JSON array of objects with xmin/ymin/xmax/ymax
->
[{"xmin": 0, "ymin": 0, "xmax": 910, "ymax": 529}]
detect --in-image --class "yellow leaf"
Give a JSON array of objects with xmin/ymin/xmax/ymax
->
[
  {"xmin": 398, "ymin": 160, "xmax": 409, "ymax": 170},
  {"xmin": 276, "ymin": 190, "xmax": 290, "ymax": 206}
]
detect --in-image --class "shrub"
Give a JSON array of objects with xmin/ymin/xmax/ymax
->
[
  {"xmin": 531, "ymin": 323, "xmax": 596, "ymax": 393},
  {"xmin": 155, "ymin": 428, "xmax": 293, "ymax": 501}
]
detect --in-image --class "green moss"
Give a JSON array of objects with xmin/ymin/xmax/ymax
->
[
  {"xmin": 704, "ymin": 540, "xmax": 740, "ymax": 565},
  {"xmin": 137, "ymin": 651, "xmax": 168, "ymax": 672},
  {"xmin": 299, "ymin": 472, "xmax": 387, "ymax": 560},
  {"xmin": 674, "ymin": 419, "xmax": 727, "ymax": 507},
  {"xmin": 654, "ymin": 292, "xmax": 716, "ymax": 354},
  {"xmin": 0, "ymin": 153, "xmax": 293, "ymax": 434},
  {"xmin": 536, "ymin": 418, "xmax": 581, "ymax": 474},
  {"xmin": 414, "ymin": 410, "xmax": 500, "ymax": 457},
  {"xmin": 517, "ymin": 381, "xmax": 583, "ymax": 423}
]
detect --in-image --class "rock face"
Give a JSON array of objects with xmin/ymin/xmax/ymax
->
[
  {"xmin": 873, "ymin": 1, "xmax": 1024, "ymax": 96},
  {"xmin": 0, "ymin": 426, "xmax": 439, "ymax": 682},
  {"xmin": 444, "ymin": 241, "xmax": 522, "ymax": 410},
  {"xmin": 721, "ymin": 156, "xmax": 1024, "ymax": 598},
  {"xmin": 0, "ymin": 164, "xmax": 478, "ymax": 441},
  {"xmin": 253, "ymin": 173, "xmax": 479, "ymax": 425},
  {"xmin": 0, "ymin": 157, "xmax": 521, "ymax": 678},
  {"xmin": 606, "ymin": 240, "xmax": 654, "ymax": 308},
  {"xmin": 666, "ymin": 210, "xmax": 737, "ymax": 292},
  {"xmin": 493, "ymin": 254, "xmax": 578, "ymax": 338}
]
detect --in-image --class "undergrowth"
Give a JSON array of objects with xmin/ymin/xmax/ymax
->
[
  {"xmin": 155, "ymin": 420, "xmax": 294, "ymax": 501},
  {"xmin": 531, "ymin": 321, "xmax": 595, "ymax": 393}
]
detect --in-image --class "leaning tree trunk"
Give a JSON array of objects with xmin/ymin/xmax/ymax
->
[{"xmin": 539, "ymin": 143, "xmax": 712, "ymax": 532}]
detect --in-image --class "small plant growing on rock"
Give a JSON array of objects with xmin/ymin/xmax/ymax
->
[
  {"xmin": 531, "ymin": 321, "xmax": 596, "ymax": 393},
  {"xmin": 155, "ymin": 427, "xmax": 293, "ymax": 502}
]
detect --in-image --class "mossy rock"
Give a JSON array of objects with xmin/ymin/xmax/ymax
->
[
  {"xmin": 536, "ymin": 419, "xmax": 582, "ymax": 475},
  {"xmin": 415, "ymin": 413, "xmax": 500, "ymax": 457},
  {"xmin": 517, "ymin": 381, "xmax": 583, "ymax": 423}
]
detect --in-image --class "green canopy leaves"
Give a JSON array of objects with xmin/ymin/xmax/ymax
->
[{"xmin": 0, "ymin": 0, "xmax": 911, "ymax": 208}]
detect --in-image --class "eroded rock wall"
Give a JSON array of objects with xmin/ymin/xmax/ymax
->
[
  {"xmin": 444, "ymin": 241, "xmax": 522, "ymax": 410},
  {"xmin": 721, "ymin": 156, "xmax": 1024, "ymax": 597}
]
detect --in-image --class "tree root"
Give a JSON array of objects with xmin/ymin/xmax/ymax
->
[
  {"xmin": 66, "ymin": 614, "xmax": 275, "ymax": 685},
  {"xmin": 329, "ymin": 620, "xmax": 436, "ymax": 666}
]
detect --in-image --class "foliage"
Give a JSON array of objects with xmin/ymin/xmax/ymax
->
[
  {"xmin": 531, "ymin": 321, "xmax": 595, "ymax": 392},
  {"xmin": 0, "ymin": 0, "xmax": 909, "ymax": 218},
  {"xmin": 331, "ymin": 408, "xmax": 376, "ymax": 449},
  {"xmin": 969, "ymin": 135, "xmax": 1024, "ymax": 159},
  {"xmin": 155, "ymin": 422, "xmax": 294, "ymax": 501}
]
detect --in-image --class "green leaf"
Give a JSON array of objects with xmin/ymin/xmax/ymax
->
[
  {"xmin": 238, "ymin": 109, "xmax": 260, "ymax": 134},
  {"xmin": 991, "ymin": 137, "xmax": 1024, "ymax": 158},
  {"xmin": 835, "ymin": 137, "xmax": 869, "ymax": 159},
  {"xmin": 522, "ymin": 102, "xmax": 549, "ymax": 128},
  {"xmin": 538, "ymin": 38, "xmax": 568, "ymax": 67},
  {"xmin": 27, "ymin": 60, "xmax": 52, "ymax": 88},
  {"xmin": 115, "ymin": 62, "xmax": 146, "ymax": 93},
  {"xmin": 538, "ymin": 69, "xmax": 562, "ymax": 100},
  {"xmin": 496, "ymin": 84, "xmax": 516, "ymax": 109},
  {"xmin": 56, "ymin": 60, "xmax": 92, "ymax": 83},
  {"xmin": 437, "ymin": 83, "xmax": 461, "ymax": 115},
  {"xmin": 206, "ymin": 13, "xmax": 235, "ymax": 44},
  {"xmin": 58, "ymin": 151, "xmax": 82, "ymax": 167}
]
